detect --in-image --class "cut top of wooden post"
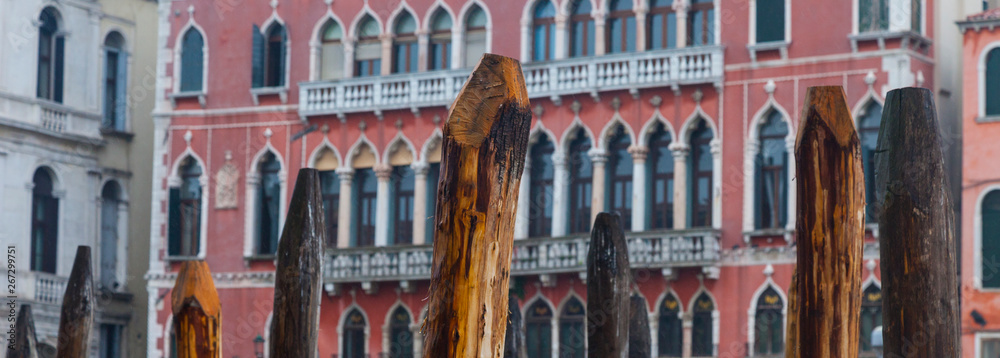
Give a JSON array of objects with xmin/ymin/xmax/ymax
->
[
  {"xmin": 171, "ymin": 260, "xmax": 220, "ymax": 318},
  {"xmin": 447, "ymin": 54, "xmax": 530, "ymax": 148},
  {"xmin": 57, "ymin": 246, "xmax": 95, "ymax": 358},
  {"xmin": 796, "ymin": 86, "xmax": 858, "ymax": 150}
]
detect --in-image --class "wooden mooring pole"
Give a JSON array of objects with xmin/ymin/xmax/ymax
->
[
  {"xmin": 269, "ymin": 168, "xmax": 325, "ymax": 358},
  {"xmin": 7, "ymin": 305, "xmax": 38, "ymax": 358},
  {"xmin": 628, "ymin": 294, "xmax": 651, "ymax": 358},
  {"xmin": 587, "ymin": 213, "xmax": 631, "ymax": 358},
  {"xmin": 875, "ymin": 87, "xmax": 959, "ymax": 357},
  {"xmin": 172, "ymin": 261, "xmax": 221, "ymax": 358},
  {"xmin": 791, "ymin": 86, "xmax": 865, "ymax": 357},
  {"xmin": 421, "ymin": 54, "xmax": 531, "ymax": 357},
  {"xmin": 504, "ymin": 295, "xmax": 525, "ymax": 358},
  {"xmin": 56, "ymin": 246, "xmax": 94, "ymax": 358}
]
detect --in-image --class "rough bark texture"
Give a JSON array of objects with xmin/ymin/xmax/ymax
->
[
  {"xmin": 269, "ymin": 168, "xmax": 325, "ymax": 358},
  {"xmin": 587, "ymin": 213, "xmax": 632, "ymax": 358},
  {"xmin": 628, "ymin": 294, "xmax": 651, "ymax": 358},
  {"xmin": 793, "ymin": 86, "xmax": 864, "ymax": 358},
  {"xmin": 171, "ymin": 261, "xmax": 221, "ymax": 358},
  {"xmin": 7, "ymin": 305, "xmax": 38, "ymax": 358},
  {"xmin": 876, "ymin": 87, "xmax": 959, "ymax": 358},
  {"xmin": 422, "ymin": 54, "xmax": 531, "ymax": 358},
  {"xmin": 56, "ymin": 246, "xmax": 94, "ymax": 358},
  {"xmin": 504, "ymin": 295, "xmax": 525, "ymax": 358}
]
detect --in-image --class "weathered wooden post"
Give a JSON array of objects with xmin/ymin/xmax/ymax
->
[
  {"xmin": 269, "ymin": 168, "xmax": 325, "ymax": 358},
  {"xmin": 875, "ymin": 87, "xmax": 959, "ymax": 357},
  {"xmin": 504, "ymin": 295, "xmax": 525, "ymax": 358},
  {"xmin": 56, "ymin": 246, "xmax": 94, "ymax": 358},
  {"xmin": 628, "ymin": 294, "xmax": 651, "ymax": 358},
  {"xmin": 172, "ymin": 261, "xmax": 221, "ymax": 358},
  {"xmin": 587, "ymin": 213, "xmax": 631, "ymax": 358},
  {"xmin": 421, "ymin": 54, "xmax": 531, "ymax": 357},
  {"xmin": 791, "ymin": 86, "xmax": 865, "ymax": 357},
  {"xmin": 7, "ymin": 305, "xmax": 39, "ymax": 358}
]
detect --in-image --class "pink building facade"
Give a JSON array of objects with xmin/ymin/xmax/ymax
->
[{"xmin": 147, "ymin": 0, "xmax": 935, "ymax": 357}]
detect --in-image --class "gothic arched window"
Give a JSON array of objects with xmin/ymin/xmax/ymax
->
[
  {"xmin": 754, "ymin": 287, "xmax": 784, "ymax": 355},
  {"xmin": 568, "ymin": 0, "xmax": 595, "ymax": 57},
  {"xmin": 532, "ymin": 0, "xmax": 557, "ymax": 62},
  {"xmin": 657, "ymin": 294, "xmax": 681, "ymax": 357},
  {"xmin": 648, "ymin": 122, "xmax": 674, "ymax": 229},
  {"xmin": 525, "ymin": 301, "xmax": 553, "ymax": 358},
  {"xmin": 607, "ymin": 126, "xmax": 633, "ymax": 230},
  {"xmin": 755, "ymin": 110, "xmax": 789, "ymax": 230},
  {"xmin": 529, "ymin": 135, "xmax": 555, "ymax": 238},
  {"xmin": 31, "ymin": 168, "xmax": 58, "ymax": 273}
]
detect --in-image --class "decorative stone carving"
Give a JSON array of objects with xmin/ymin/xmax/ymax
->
[{"xmin": 215, "ymin": 152, "xmax": 239, "ymax": 209}]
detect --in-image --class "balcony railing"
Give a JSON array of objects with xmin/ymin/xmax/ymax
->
[
  {"xmin": 324, "ymin": 229, "xmax": 720, "ymax": 284},
  {"xmin": 22, "ymin": 271, "xmax": 69, "ymax": 305},
  {"xmin": 300, "ymin": 46, "xmax": 724, "ymax": 118}
]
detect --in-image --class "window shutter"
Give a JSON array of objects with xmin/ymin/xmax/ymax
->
[
  {"xmin": 116, "ymin": 52, "xmax": 128, "ymax": 131},
  {"xmin": 168, "ymin": 188, "xmax": 182, "ymax": 256},
  {"xmin": 54, "ymin": 36, "xmax": 65, "ymax": 103},
  {"xmin": 251, "ymin": 25, "xmax": 264, "ymax": 88}
]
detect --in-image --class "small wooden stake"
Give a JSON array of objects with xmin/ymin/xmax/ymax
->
[
  {"xmin": 587, "ymin": 213, "xmax": 631, "ymax": 358},
  {"xmin": 171, "ymin": 261, "xmax": 221, "ymax": 358},
  {"xmin": 792, "ymin": 86, "xmax": 864, "ymax": 358},
  {"xmin": 503, "ymin": 295, "xmax": 525, "ymax": 358},
  {"xmin": 628, "ymin": 294, "xmax": 651, "ymax": 358},
  {"xmin": 875, "ymin": 87, "xmax": 959, "ymax": 357},
  {"xmin": 7, "ymin": 305, "xmax": 38, "ymax": 358},
  {"xmin": 269, "ymin": 168, "xmax": 325, "ymax": 358},
  {"xmin": 56, "ymin": 246, "xmax": 94, "ymax": 358},
  {"xmin": 422, "ymin": 54, "xmax": 531, "ymax": 358}
]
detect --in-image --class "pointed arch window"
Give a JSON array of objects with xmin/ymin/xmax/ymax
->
[
  {"xmin": 569, "ymin": 0, "xmax": 595, "ymax": 57},
  {"xmin": 252, "ymin": 23, "xmax": 287, "ymax": 88},
  {"xmin": 103, "ymin": 32, "xmax": 127, "ymax": 131},
  {"xmin": 464, "ymin": 5, "xmax": 488, "ymax": 67},
  {"xmin": 858, "ymin": 0, "xmax": 888, "ymax": 32},
  {"xmin": 607, "ymin": 0, "xmax": 636, "ymax": 53},
  {"xmin": 648, "ymin": 0, "xmax": 677, "ymax": 50},
  {"xmin": 756, "ymin": 0, "xmax": 785, "ymax": 43},
  {"xmin": 179, "ymin": 28, "xmax": 204, "ymax": 92},
  {"xmin": 648, "ymin": 122, "xmax": 674, "ymax": 229},
  {"xmin": 688, "ymin": 119, "xmax": 713, "ymax": 228},
  {"xmin": 568, "ymin": 132, "xmax": 593, "ymax": 234},
  {"xmin": 559, "ymin": 298, "xmax": 586, "ymax": 358},
  {"xmin": 168, "ymin": 157, "xmax": 202, "ymax": 257},
  {"xmin": 100, "ymin": 182, "xmax": 122, "ymax": 290},
  {"xmin": 754, "ymin": 287, "xmax": 784, "ymax": 356},
  {"xmin": 37, "ymin": 8, "xmax": 64, "ymax": 103},
  {"xmin": 319, "ymin": 20, "xmax": 345, "ymax": 80},
  {"xmin": 755, "ymin": 110, "xmax": 789, "ymax": 230},
  {"xmin": 355, "ymin": 16, "xmax": 382, "ymax": 77},
  {"xmin": 687, "ymin": 0, "xmax": 715, "ymax": 46},
  {"xmin": 859, "ymin": 284, "xmax": 883, "ymax": 353},
  {"xmin": 255, "ymin": 152, "xmax": 282, "ymax": 255},
  {"xmin": 691, "ymin": 292, "xmax": 714, "ymax": 356},
  {"xmin": 982, "ymin": 190, "xmax": 1000, "ymax": 288},
  {"xmin": 319, "ymin": 170, "xmax": 340, "ymax": 248},
  {"xmin": 353, "ymin": 168, "xmax": 377, "ymax": 247},
  {"xmin": 392, "ymin": 165, "xmax": 415, "ymax": 245},
  {"xmin": 607, "ymin": 126, "xmax": 633, "ymax": 230},
  {"xmin": 343, "ymin": 309, "xmax": 367, "ymax": 358},
  {"xmin": 388, "ymin": 307, "xmax": 414, "ymax": 358},
  {"xmin": 393, "ymin": 13, "xmax": 419, "ymax": 74},
  {"xmin": 657, "ymin": 294, "xmax": 682, "ymax": 357},
  {"xmin": 987, "ymin": 48, "xmax": 1000, "ymax": 116},
  {"xmin": 858, "ymin": 101, "xmax": 883, "ymax": 223},
  {"xmin": 429, "ymin": 10, "xmax": 453, "ymax": 71},
  {"xmin": 30, "ymin": 168, "xmax": 58, "ymax": 273},
  {"xmin": 525, "ymin": 301, "xmax": 553, "ymax": 358},
  {"xmin": 529, "ymin": 136, "xmax": 555, "ymax": 238},
  {"xmin": 532, "ymin": 0, "xmax": 557, "ymax": 62}
]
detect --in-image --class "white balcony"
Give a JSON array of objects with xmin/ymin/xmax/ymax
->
[
  {"xmin": 323, "ymin": 229, "xmax": 721, "ymax": 286},
  {"xmin": 299, "ymin": 46, "xmax": 724, "ymax": 118}
]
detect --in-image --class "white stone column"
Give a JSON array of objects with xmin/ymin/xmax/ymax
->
[
  {"xmin": 710, "ymin": 139, "xmax": 722, "ymax": 229},
  {"xmin": 416, "ymin": 30, "xmax": 429, "ymax": 71},
  {"xmin": 681, "ymin": 313, "xmax": 693, "ymax": 358},
  {"xmin": 374, "ymin": 165, "xmax": 392, "ymax": 247},
  {"xmin": 411, "ymin": 162, "xmax": 429, "ymax": 245},
  {"xmin": 674, "ymin": 2, "xmax": 689, "ymax": 48},
  {"xmin": 594, "ymin": 11, "xmax": 607, "ymax": 56},
  {"xmin": 451, "ymin": 27, "xmax": 463, "ymax": 69},
  {"xmin": 784, "ymin": 139, "xmax": 796, "ymax": 234},
  {"xmin": 670, "ymin": 144, "xmax": 689, "ymax": 229},
  {"xmin": 551, "ymin": 153, "xmax": 569, "ymax": 237},
  {"xmin": 743, "ymin": 139, "xmax": 760, "ymax": 234},
  {"xmin": 344, "ymin": 43, "xmax": 356, "ymax": 78},
  {"xmin": 555, "ymin": 14, "xmax": 568, "ymax": 60},
  {"xmin": 630, "ymin": 146, "xmax": 649, "ymax": 231},
  {"xmin": 336, "ymin": 168, "xmax": 354, "ymax": 248},
  {"xmin": 515, "ymin": 159, "xmax": 531, "ymax": 239},
  {"xmin": 380, "ymin": 34, "xmax": 393, "ymax": 75},
  {"xmin": 635, "ymin": 8, "xmax": 649, "ymax": 52},
  {"xmin": 590, "ymin": 150, "xmax": 608, "ymax": 227}
]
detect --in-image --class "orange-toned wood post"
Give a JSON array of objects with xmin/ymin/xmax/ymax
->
[
  {"xmin": 587, "ymin": 213, "xmax": 632, "ymax": 358},
  {"xmin": 791, "ymin": 86, "xmax": 864, "ymax": 357},
  {"xmin": 171, "ymin": 261, "xmax": 221, "ymax": 358},
  {"xmin": 56, "ymin": 246, "xmax": 95, "ymax": 358},
  {"xmin": 421, "ymin": 54, "xmax": 531, "ymax": 357},
  {"xmin": 7, "ymin": 305, "xmax": 39, "ymax": 358},
  {"xmin": 875, "ymin": 87, "xmax": 959, "ymax": 357},
  {"xmin": 269, "ymin": 168, "xmax": 325, "ymax": 358}
]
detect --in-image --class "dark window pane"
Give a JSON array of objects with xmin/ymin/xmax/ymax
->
[
  {"xmin": 691, "ymin": 293, "xmax": 714, "ymax": 356},
  {"xmin": 987, "ymin": 49, "xmax": 1000, "ymax": 115},
  {"xmin": 320, "ymin": 170, "xmax": 340, "ymax": 248},
  {"xmin": 754, "ymin": 287, "xmax": 784, "ymax": 354},
  {"xmin": 568, "ymin": 132, "xmax": 592, "ymax": 234},
  {"xmin": 756, "ymin": 0, "xmax": 785, "ymax": 43},
  {"xmin": 525, "ymin": 301, "xmax": 553, "ymax": 358},
  {"xmin": 982, "ymin": 191, "xmax": 1000, "ymax": 288},
  {"xmin": 180, "ymin": 29, "xmax": 204, "ymax": 92},
  {"xmin": 755, "ymin": 110, "xmax": 789, "ymax": 229},
  {"xmin": 392, "ymin": 166, "xmax": 415, "ymax": 245},
  {"xmin": 607, "ymin": 126, "xmax": 632, "ymax": 230},
  {"xmin": 354, "ymin": 169, "xmax": 378, "ymax": 247},
  {"xmin": 529, "ymin": 136, "xmax": 555, "ymax": 237},
  {"xmin": 256, "ymin": 152, "xmax": 282, "ymax": 255},
  {"xmin": 658, "ymin": 295, "xmax": 682, "ymax": 357}
]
